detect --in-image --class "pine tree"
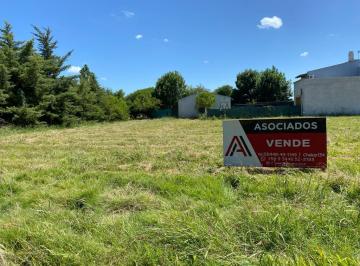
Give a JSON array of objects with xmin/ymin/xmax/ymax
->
[
  {"xmin": 77, "ymin": 65, "xmax": 105, "ymax": 121},
  {"xmin": 0, "ymin": 22, "xmax": 21, "ymax": 107},
  {"xmin": 19, "ymin": 40, "xmax": 34, "ymax": 63},
  {"xmin": 0, "ymin": 64, "xmax": 10, "ymax": 106},
  {"xmin": 0, "ymin": 22, "xmax": 20, "ymax": 67},
  {"xmin": 0, "ymin": 22, "xmax": 129, "ymax": 126},
  {"xmin": 19, "ymin": 56, "xmax": 40, "ymax": 105},
  {"xmin": 33, "ymin": 26, "xmax": 72, "ymax": 78},
  {"xmin": 33, "ymin": 26, "xmax": 57, "ymax": 60}
]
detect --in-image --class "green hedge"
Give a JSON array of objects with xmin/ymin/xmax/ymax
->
[{"xmin": 151, "ymin": 109, "xmax": 176, "ymax": 118}]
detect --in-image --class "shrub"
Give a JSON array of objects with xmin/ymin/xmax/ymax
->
[
  {"xmin": 7, "ymin": 106, "xmax": 42, "ymax": 126},
  {"xmin": 215, "ymin": 85, "xmax": 233, "ymax": 97},
  {"xmin": 101, "ymin": 94, "xmax": 129, "ymax": 121},
  {"xmin": 196, "ymin": 92, "xmax": 215, "ymax": 115},
  {"xmin": 126, "ymin": 88, "xmax": 160, "ymax": 118}
]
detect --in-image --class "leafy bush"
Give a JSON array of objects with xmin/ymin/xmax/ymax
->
[
  {"xmin": 7, "ymin": 106, "xmax": 42, "ymax": 126},
  {"xmin": 184, "ymin": 85, "xmax": 208, "ymax": 96},
  {"xmin": 215, "ymin": 85, "xmax": 233, "ymax": 97},
  {"xmin": 101, "ymin": 93, "xmax": 129, "ymax": 121},
  {"xmin": 196, "ymin": 92, "xmax": 215, "ymax": 115},
  {"xmin": 126, "ymin": 88, "xmax": 160, "ymax": 118}
]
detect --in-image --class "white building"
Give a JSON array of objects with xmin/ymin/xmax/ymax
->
[
  {"xmin": 178, "ymin": 94, "xmax": 231, "ymax": 118},
  {"xmin": 294, "ymin": 51, "xmax": 360, "ymax": 115}
]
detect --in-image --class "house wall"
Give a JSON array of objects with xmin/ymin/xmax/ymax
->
[
  {"xmin": 294, "ymin": 80, "xmax": 302, "ymax": 98},
  {"xmin": 294, "ymin": 77, "xmax": 360, "ymax": 115},
  {"xmin": 178, "ymin": 95, "xmax": 198, "ymax": 118},
  {"xmin": 213, "ymin": 95, "xmax": 231, "ymax": 109},
  {"xmin": 178, "ymin": 94, "xmax": 232, "ymax": 118}
]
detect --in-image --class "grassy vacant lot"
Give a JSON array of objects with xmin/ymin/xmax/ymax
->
[{"xmin": 0, "ymin": 117, "xmax": 359, "ymax": 265}]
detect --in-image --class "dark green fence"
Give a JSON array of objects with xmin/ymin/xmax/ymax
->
[
  {"xmin": 208, "ymin": 105, "xmax": 301, "ymax": 118},
  {"xmin": 151, "ymin": 109, "xmax": 176, "ymax": 118}
]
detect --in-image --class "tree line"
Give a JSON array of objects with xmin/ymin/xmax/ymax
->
[
  {"xmin": 128, "ymin": 68, "xmax": 292, "ymax": 118},
  {"xmin": 0, "ymin": 22, "xmax": 292, "ymax": 125},
  {"xmin": 0, "ymin": 22, "xmax": 128, "ymax": 126}
]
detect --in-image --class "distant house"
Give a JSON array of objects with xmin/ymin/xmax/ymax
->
[
  {"xmin": 178, "ymin": 94, "xmax": 231, "ymax": 118},
  {"xmin": 294, "ymin": 51, "xmax": 360, "ymax": 115}
]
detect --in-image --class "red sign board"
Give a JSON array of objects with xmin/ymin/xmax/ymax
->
[{"xmin": 223, "ymin": 118, "xmax": 327, "ymax": 169}]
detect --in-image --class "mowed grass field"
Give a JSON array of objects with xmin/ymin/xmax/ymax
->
[{"xmin": 0, "ymin": 117, "xmax": 359, "ymax": 265}]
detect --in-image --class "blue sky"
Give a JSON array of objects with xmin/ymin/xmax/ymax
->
[{"xmin": 1, "ymin": 0, "xmax": 360, "ymax": 94}]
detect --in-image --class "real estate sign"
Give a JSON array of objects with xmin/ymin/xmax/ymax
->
[{"xmin": 223, "ymin": 118, "xmax": 327, "ymax": 169}]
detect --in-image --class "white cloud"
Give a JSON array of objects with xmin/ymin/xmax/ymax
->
[
  {"xmin": 110, "ymin": 10, "xmax": 135, "ymax": 20},
  {"xmin": 163, "ymin": 38, "xmax": 169, "ymax": 43},
  {"xmin": 122, "ymin": 10, "xmax": 135, "ymax": 18},
  {"xmin": 203, "ymin": 60, "xmax": 209, "ymax": 64},
  {"xmin": 100, "ymin": 77, "xmax": 107, "ymax": 81},
  {"xmin": 135, "ymin": 34, "xmax": 143, "ymax": 40},
  {"xmin": 67, "ymin": 65, "xmax": 81, "ymax": 74},
  {"xmin": 257, "ymin": 16, "xmax": 283, "ymax": 29},
  {"xmin": 328, "ymin": 33, "xmax": 336, "ymax": 38},
  {"xmin": 300, "ymin": 51, "xmax": 309, "ymax": 57}
]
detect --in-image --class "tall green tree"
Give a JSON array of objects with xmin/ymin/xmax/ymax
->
[
  {"xmin": 18, "ymin": 40, "xmax": 34, "ymax": 63},
  {"xmin": 114, "ymin": 89, "xmax": 125, "ymax": 99},
  {"xmin": 33, "ymin": 26, "xmax": 57, "ymax": 60},
  {"xmin": 76, "ymin": 65, "xmax": 129, "ymax": 122},
  {"xmin": 126, "ymin": 87, "xmax": 160, "ymax": 118},
  {"xmin": 234, "ymin": 69, "xmax": 259, "ymax": 104},
  {"xmin": 0, "ymin": 22, "xmax": 22, "ymax": 107},
  {"xmin": 215, "ymin": 85, "xmax": 233, "ymax": 97},
  {"xmin": 0, "ymin": 64, "xmax": 9, "ymax": 106},
  {"xmin": 19, "ymin": 56, "xmax": 41, "ymax": 105},
  {"xmin": 256, "ymin": 66, "xmax": 292, "ymax": 102},
  {"xmin": 33, "ymin": 26, "xmax": 72, "ymax": 78},
  {"xmin": 77, "ymin": 65, "xmax": 105, "ymax": 121},
  {"xmin": 0, "ymin": 22, "xmax": 18, "ymax": 48},
  {"xmin": 155, "ymin": 71, "xmax": 186, "ymax": 108}
]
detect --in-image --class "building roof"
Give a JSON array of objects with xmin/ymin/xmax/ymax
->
[
  {"xmin": 296, "ymin": 73, "xmax": 308, "ymax": 79},
  {"xmin": 297, "ymin": 59, "xmax": 360, "ymax": 80}
]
